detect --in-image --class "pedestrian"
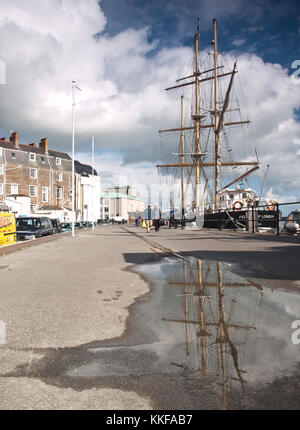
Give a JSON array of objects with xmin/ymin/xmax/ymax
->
[
  {"xmin": 153, "ymin": 203, "xmax": 161, "ymax": 232},
  {"xmin": 143, "ymin": 204, "xmax": 152, "ymax": 233}
]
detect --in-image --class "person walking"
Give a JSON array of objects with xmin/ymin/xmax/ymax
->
[
  {"xmin": 153, "ymin": 203, "xmax": 161, "ymax": 232},
  {"xmin": 144, "ymin": 204, "xmax": 152, "ymax": 233}
]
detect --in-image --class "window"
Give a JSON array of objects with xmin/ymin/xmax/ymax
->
[
  {"xmin": 56, "ymin": 187, "xmax": 63, "ymax": 199},
  {"xmin": 229, "ymin": 194, "xmax": 234, "ymax": 199},
  {"xmin": 69, "ymin": 189, "xmax": 72, "ymax": 199},
  {"xmin": 30, "ymin": 205, "xmax": 36, "ymax": 212},
  {"xmin": 29, "ymin": 185, "xmax": 37, "ymax": 197},
  {"xmin": 0, "ymin": 164, "xmax": 3, "ymax": 175},
  {"xmin": 42, "ymin": 187, "xmax": 48, "ymax": 203},
  {"xmin": 56, "ymin": 172, "xmax": 62, "ymax": 181},
  {"xmin": 29, "ymin": 152, "xmax": 36, "ymax": 161},
  {"xmin": 242, "ymin": 193, "xmax": 247, "ymax": 199},
  {"xmin": 11, "ymin": 184, "xmax": 19, "ymax": 194},
  {"xmin": 0, "ymin": 147, "xmax": 3, "ymax": 157},
  {"xmin": 11, "ymin": 152, "xmax": 16, "ymax": 159},
  {"xmin": 56, "ymin": 157, "xmax": 61, "ymax": 165},
  {"xmin": 0, "ymin": 183, "xmax": 3, "ymax": 195},
  {"xmin": 41, "ymin": 156, "xmax": 45, "ymax": 163},
  {"xmin": 29, "ymin": 167, "xmax": 37, "ymax": 178}
]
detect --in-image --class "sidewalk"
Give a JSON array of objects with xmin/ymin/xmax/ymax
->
[{"xmin": 0, "ymin": 226, "xmax": 153, "ymax": 409}]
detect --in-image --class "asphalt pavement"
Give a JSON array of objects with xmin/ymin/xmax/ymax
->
[{"xmin": 0, "ymin": 225, "xmax": 299, "ymax": 410}]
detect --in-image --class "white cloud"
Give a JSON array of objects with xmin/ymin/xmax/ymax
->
[
  {"xmin": 232, "ymin": 38, "xmax": 246, "ymax": 47},
  {"xmin": 0, "ymin": 0, "xmax": 299, "ymax": 203}
]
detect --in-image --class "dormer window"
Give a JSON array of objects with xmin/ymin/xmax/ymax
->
[
  {"xmin": 29, "ymin": 152, "xmax": 36, "ymax": 161},
  {"xmin": 56, "ymin": 157, "xmax": 61, "ymax": 165}
]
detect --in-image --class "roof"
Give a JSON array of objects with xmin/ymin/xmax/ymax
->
[
  {"xmin": 0, "ymin": 139, "xmax": 71, "ymax": 160},
  {"xmin": 100, "ymin": 192, "xmax": 144, "ymax": 202},
  {"xmin": 75, "ymin": 160, "xmax": 98, "ymax": 176}
]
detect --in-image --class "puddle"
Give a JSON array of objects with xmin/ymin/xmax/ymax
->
[{"xmin": 61, "ymin": 256, "xmax": 300, "ymax": 409}]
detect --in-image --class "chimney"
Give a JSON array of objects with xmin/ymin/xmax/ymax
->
[
  {"xmin": 10, "ymin": 131, "xmax": 19, "ymax": 148},
  {"xmin": 39, "ymin": 137, "xmax": 48, "ymax": 155},
  {"xmin": 29, "ymin": 142, "xmax": 35, "ymax": 147}
]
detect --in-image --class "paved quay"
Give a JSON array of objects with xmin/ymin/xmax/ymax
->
[
  {"xmin": 0, "ymin": 225, "xmax": 299, "ymax": 410},
  {"xmin": 0, "ymin": 226, "xmax": 153, "ymax": 409},
  {"xmin": 123, "ymin": 225, "xmax": 300, "ymax": 293}
]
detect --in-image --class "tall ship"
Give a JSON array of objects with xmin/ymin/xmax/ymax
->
[{"xmin": 157, "ymin": 18, "xmax": 278, "ymax": 230}]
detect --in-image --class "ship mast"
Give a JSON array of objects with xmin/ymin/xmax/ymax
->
[
  {"xmin": 157, "ymin": 19, "xmax": 260, "ymax": 215},
  {"xmin": 213, "ymin": 19, "xmax": 220, "ymax": 209},
  {"xmin": 180, "ymin": 95, "xmax": 185, "ymax": 222}
]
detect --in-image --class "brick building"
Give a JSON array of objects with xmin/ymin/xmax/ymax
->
[{"xmin": 0, "ymin": 131, "xmax": 100, "ymax": 221}]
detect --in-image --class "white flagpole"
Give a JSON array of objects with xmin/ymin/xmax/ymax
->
[
  {"xmin": 92, "ymin": 134, "xmax": 95, "ymax": 231},
  {"xmin": 71, "ymin": 80, "xmax": 82, "ymax": 238},
  {"xmin": 71, "ymin": 81, "xmax": 75, "ymax": 238}
]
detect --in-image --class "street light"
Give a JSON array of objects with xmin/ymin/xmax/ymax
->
[{"xmin": 71, "ymin": 80, "xmax": 82, "ymax": 238}]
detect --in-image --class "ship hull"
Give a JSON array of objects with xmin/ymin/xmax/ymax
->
[{"xmin": 203, "ymin": 209, "xmax": 279, "ymax": 230}]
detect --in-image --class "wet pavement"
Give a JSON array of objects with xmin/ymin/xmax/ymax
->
[
  {"xmin": 6, "ymin": 253, "xmax": 300, "ymax": 409},
  {"xmin": 1, "ymin": 226, "xmax": 300, "ymax": 409}
]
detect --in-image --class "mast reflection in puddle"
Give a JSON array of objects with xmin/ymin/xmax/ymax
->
[{"xmin": 163, "ymin": 258, "xmax": 263, "ymax": 409}]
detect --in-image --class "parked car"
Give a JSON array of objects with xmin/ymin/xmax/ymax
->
[
  {"xmin": 16, "ymin": 217, "xmax": 55, "ymax": 240},
  {"xmin": 51, "ymin": 218, "xmax": 62, "ymax": 233},
  {"xmin": 61, "ymin": 222, "xmax": 72, "ymax": 232},
  {"xmin": 74, "ymin": 222, "xmax": 84, "ymax": 229}
]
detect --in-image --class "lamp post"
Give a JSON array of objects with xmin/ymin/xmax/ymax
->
[{"xmin": 71, "ymin": 80, "xmax": 82, "ymax": 237}]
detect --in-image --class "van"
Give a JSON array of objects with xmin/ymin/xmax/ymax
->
[
  {"xmin": 0, "ymin": 212, "xmax": 17, "ymax": 246},
  {"xmin": 16, "ymin": 216, "xmax": 55, "ymax": 240}
]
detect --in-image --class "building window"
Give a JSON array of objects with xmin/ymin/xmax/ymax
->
[
  {"xmin": 11, "ymin": 184, "xmax": 19, "ymax": 194},
  {"xmin": 11, "ymin": 152, "xmax": 16, "ymax": 159},
  {"xmin": 69, "ymin": 189, "xmax": 72, "ymax": 199},
  {"xmin": 0, "ymin": 164, "xmax": 3, "ymax": 175},
  {"xmin": 56, "ymin": 157, "xmax": 61, "ymax": 165},
  {"xmin": 42, "ymin": 187, "xmax": 48, "ymax": 203},
  {"xmin": 29, "ymin": 167, "xmax": 37, "ymax": 178},
  {"xmin": 29, "ymin": 152, "xmax": 36, "ymax": 161},
  {"xmin": 29, "ymin": 185, "xmax": 37, "ymax": 197},
  {"xmin": 41, "ymin": 156, "xmax": 45, "ymax": 163},
  {"xmin": 57, "ymin": 186, "xmax": 63, "ymax": 199},
  {"xmin": 56, "ymin": 172, "xmax": 62, "ymax": 181},
  {"xmin": 0, "ymin": 183, "xmax": 3, "ymax": 195},
  {"xmin": 30, "ymin": 205, "xmax": 36, "ymax": 212}
]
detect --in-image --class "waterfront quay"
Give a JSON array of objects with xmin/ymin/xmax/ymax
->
[{"xmin": 0, "ymin": 225, "xmax": 299, "ymax": 410}]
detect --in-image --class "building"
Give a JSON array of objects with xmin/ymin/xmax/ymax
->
[
  {"xmin": 75, "ymin": 160, "xmax": 101, "ymax": 223},
  {"xmin": 100, "ymin": 186, "xmax": 145, "ymax": 221},
  {"xmin": 0, "ymin": 131, "xmax": 100, "ymax": 221}
]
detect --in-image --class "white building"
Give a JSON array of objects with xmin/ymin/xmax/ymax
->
[
  {"xmin": 4, "ymin": 195, "xmax": 31, "ymax": 217},
  {"xmin": 75, "ymin": 161, "xmax": 101, "ymax": 223},
  {"xmin": 100, "ymin": 186, "xmax": 145, "ymax": 221}
]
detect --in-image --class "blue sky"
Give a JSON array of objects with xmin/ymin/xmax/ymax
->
[{"xmin": 100, "ymin": 0, "xmax": 299, "ymax": 69}]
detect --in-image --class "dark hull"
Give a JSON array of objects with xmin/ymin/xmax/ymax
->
[{"xmin": 203, "ymin": 209, "xmax": 279, "ymax": 230}]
